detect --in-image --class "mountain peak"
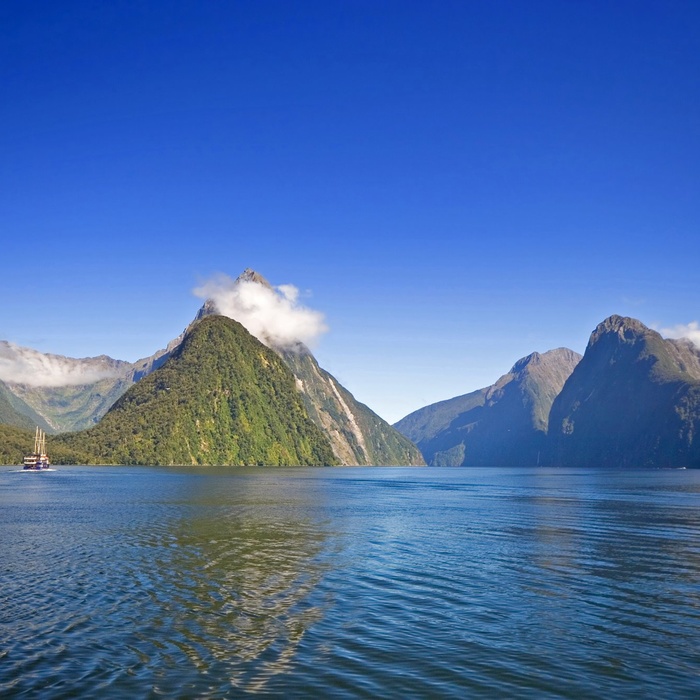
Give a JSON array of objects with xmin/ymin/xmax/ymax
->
[
  {"xmin": 509, "ymin": 348, "xmax": 581, "ymax": 375},
  {"xmin": 194, "ymin": 298, "xmax": 218, "ymax": 322},
  {"xmin": 193, "ymin": 269, "xmax": 273, "ymax": 322},
  {"xmin": 550, "ymin": 315, "xmax": 700, "ymax": 468},
  {"xmin": 510, "ymin": 351, "xmax": 542, "ymax": 373},
  {"xmin": 59, "ymin": 314, "xmax": 338, "ymax": 466},
  {"xmin": 589, "ymin": 315, "xmax": 652, "ymax": 347},
  {"xmin": 235, "ymin": 268, "xmax": 273, "ymax": 288}
]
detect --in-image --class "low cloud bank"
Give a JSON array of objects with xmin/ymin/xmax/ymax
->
[
  {"xmin": 0, "ymin": 342, "xmax": 122, "ymax": 387},
  {"xmin": 662, "ymin": 321, "xmax": 700, "ymax": 348},
  {"xmin": 193, "ymin": 274, "xmax": 328, "ymax": 349}
]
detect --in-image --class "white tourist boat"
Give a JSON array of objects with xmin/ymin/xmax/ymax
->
[{"xmin": 23, "ymin": 427, "xmax": 50, "ymax": 470}]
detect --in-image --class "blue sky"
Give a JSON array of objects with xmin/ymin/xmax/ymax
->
[{"xmin": 2, "ymin": 1, "xmax": 699, "ymax": 423}]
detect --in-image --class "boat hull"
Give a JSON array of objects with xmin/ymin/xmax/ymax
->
[{"xmin": 23, "ymin": 457, "xmax": 51, "ymax": 470}]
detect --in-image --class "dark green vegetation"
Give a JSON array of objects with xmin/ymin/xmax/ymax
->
[
  {"xmin": 194, "ymin": 269, "xmax": 424, "ymax": 465},
  {"xmin": 395, "ymin": 349, "xmax": 581, "ymax": 466},
  {"xmin": 549, "ymin": 316, "xmax": 700, "ymax": 468},
  {"xmin": 282, "ymin": 348, "xmax": 425, "ymax": 466},
  {"xmin": 58, "ymin": 316, "xmax": 337, "ymax": 466},
  {"xmin": 0, "ymin": 424, "xmax": 90, "ymax": 465}
]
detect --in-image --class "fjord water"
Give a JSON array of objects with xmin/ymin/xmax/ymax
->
[{"xmin": 1, "ymin": 467, "xmax": 699, "ymax": 698}]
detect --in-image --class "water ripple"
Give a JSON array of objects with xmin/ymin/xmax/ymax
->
[{"xmin": 2, "ymin": 466, "xmax": 700, "ymax": 697}]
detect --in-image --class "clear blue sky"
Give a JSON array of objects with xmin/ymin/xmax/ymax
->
[{"xmin": 2, "ymin": 1, "xmax": 699, "ymax": 422}]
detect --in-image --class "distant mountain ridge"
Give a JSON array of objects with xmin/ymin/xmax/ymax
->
[
  {"xmin": 7, "ymin": 283, "xmax": 697, "ymax": 469},
  {"xmin": 0, "ymin": 380, "xmax": 48, "ymax": 431},
  {"xmin": 0, "ymin": 338, "xmax": 181, "ymax": 433},
  {"xmin": 395, "ymin": 348, "xmax": 581, "ymax": 466},
  {"xmin": 396, "ymin": 315, "xmax": 700, "ymax": 469}
]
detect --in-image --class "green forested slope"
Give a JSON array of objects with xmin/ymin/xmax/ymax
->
[
  {"xmin": 193, "ymin": 270, "xmax": 424, "ymax": 466},
  {"xmin": 58, "ymin": 316, "xmax": 337, "ymax": 466},
  {"xmin": 0, "ymin": 424, "xmax": 91, "ymax": 465}
]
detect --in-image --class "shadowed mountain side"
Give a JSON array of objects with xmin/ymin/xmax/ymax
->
[
  {"xmin": 57, "ymin": 316, "xmax": 337, "ymax": 466},
  {"xmin": 395, "ymin": 348, "xmax": 581, "ymax": 466},
  {"xmin": 281, "ymin": 348, "xmax": 425, "ymax": 466},
  {"xmin": 548, "ymin": 315, "xmax": 700, "ymax": 468},
  {"xmin": 0, "ymin": 380, "xmax": 51, "ymax": 432},
  {"xmin": 9, "ymin": 376, "xmax": 134, "ymax": 434}
]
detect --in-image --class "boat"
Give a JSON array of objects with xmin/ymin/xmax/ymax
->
[{"xmin": 23, "ymin": 427, "xmax": 50, "ymax": 470}]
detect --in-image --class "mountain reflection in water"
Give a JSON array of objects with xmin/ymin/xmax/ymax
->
[{"xmin": 123, "ymin": 471, "xmax": 334, "ymax": 694}]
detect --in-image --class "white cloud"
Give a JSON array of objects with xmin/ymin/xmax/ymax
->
[
  {"xmin": 661, "ymin": 321, "xmax": 700, "ymax": 348},
  {"xmin": 193, "ymin": 274, "xmax": 328, "ymax": 349},
  {"xmin": 0, "ymin": 342, "xmax": 123, "ymax": 387}
]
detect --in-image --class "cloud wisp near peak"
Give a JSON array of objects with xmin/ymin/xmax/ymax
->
[{"xmin": 193, "ymin": 270, "xmax": 328, "ymax": 350}]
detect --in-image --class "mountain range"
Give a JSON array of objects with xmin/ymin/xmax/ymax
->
[
  {"xmin": 0, "ymin": 337, "xmax": 180, "ymax": 433},
  {"xmin": 395, "ymin": 315, "xmax": 700, "ymax": 469},
  {"xmin": 0, "ymin": 270, "xmax": 424, "ymax": 467},
  {"xmin": 3, "ymin": 272, "xmax": 700, "ymax": 468},
  {"xmin": 0, "ymin": 381, "xmax": 46, "ymax": 432},
  {"xmin": 395, "ymin": 348, "xmax": 582, "ymax": 466}
]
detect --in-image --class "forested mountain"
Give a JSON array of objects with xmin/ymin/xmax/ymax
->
[
  {"xmin": 57, "ymin": 316, "xmax": 337, "ymax": 466},
  {"xmin": 6, "ymin": 308, "xmax": 700, "ymax": 468},
  {"xmin": 395, "ymin": 349, "xmax": 581, "ymax": 466},
  {"xmin": 0, "ymin": 424, "xmax": 90, "ymax": 466},
  {"xmin": 548, "ymin": 315, "xmax": 700, "ymax": 468},
  {"xmin": 197, "ymin": 269, "xmax": 425, "ymax": 466},
  {"xmin": 1, "ymin": 269, "xmax": 424, "ymax": 466}
]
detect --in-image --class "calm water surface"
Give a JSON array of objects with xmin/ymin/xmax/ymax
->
[{"xmin": 1, "ymin": 466, "xmax": 699, "ymax": 698}]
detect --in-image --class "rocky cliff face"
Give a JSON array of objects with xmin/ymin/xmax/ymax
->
[
  {"xmin": 281, "ymin": 346, "xmax": 425, "ymax": 466},
  {"xmin": 548, "ymin": 315, "xmax": 700, "ymax": 468},
  {"xmin": 395, "ymin": 348, "xmax": 581, "ymax": 466}
]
